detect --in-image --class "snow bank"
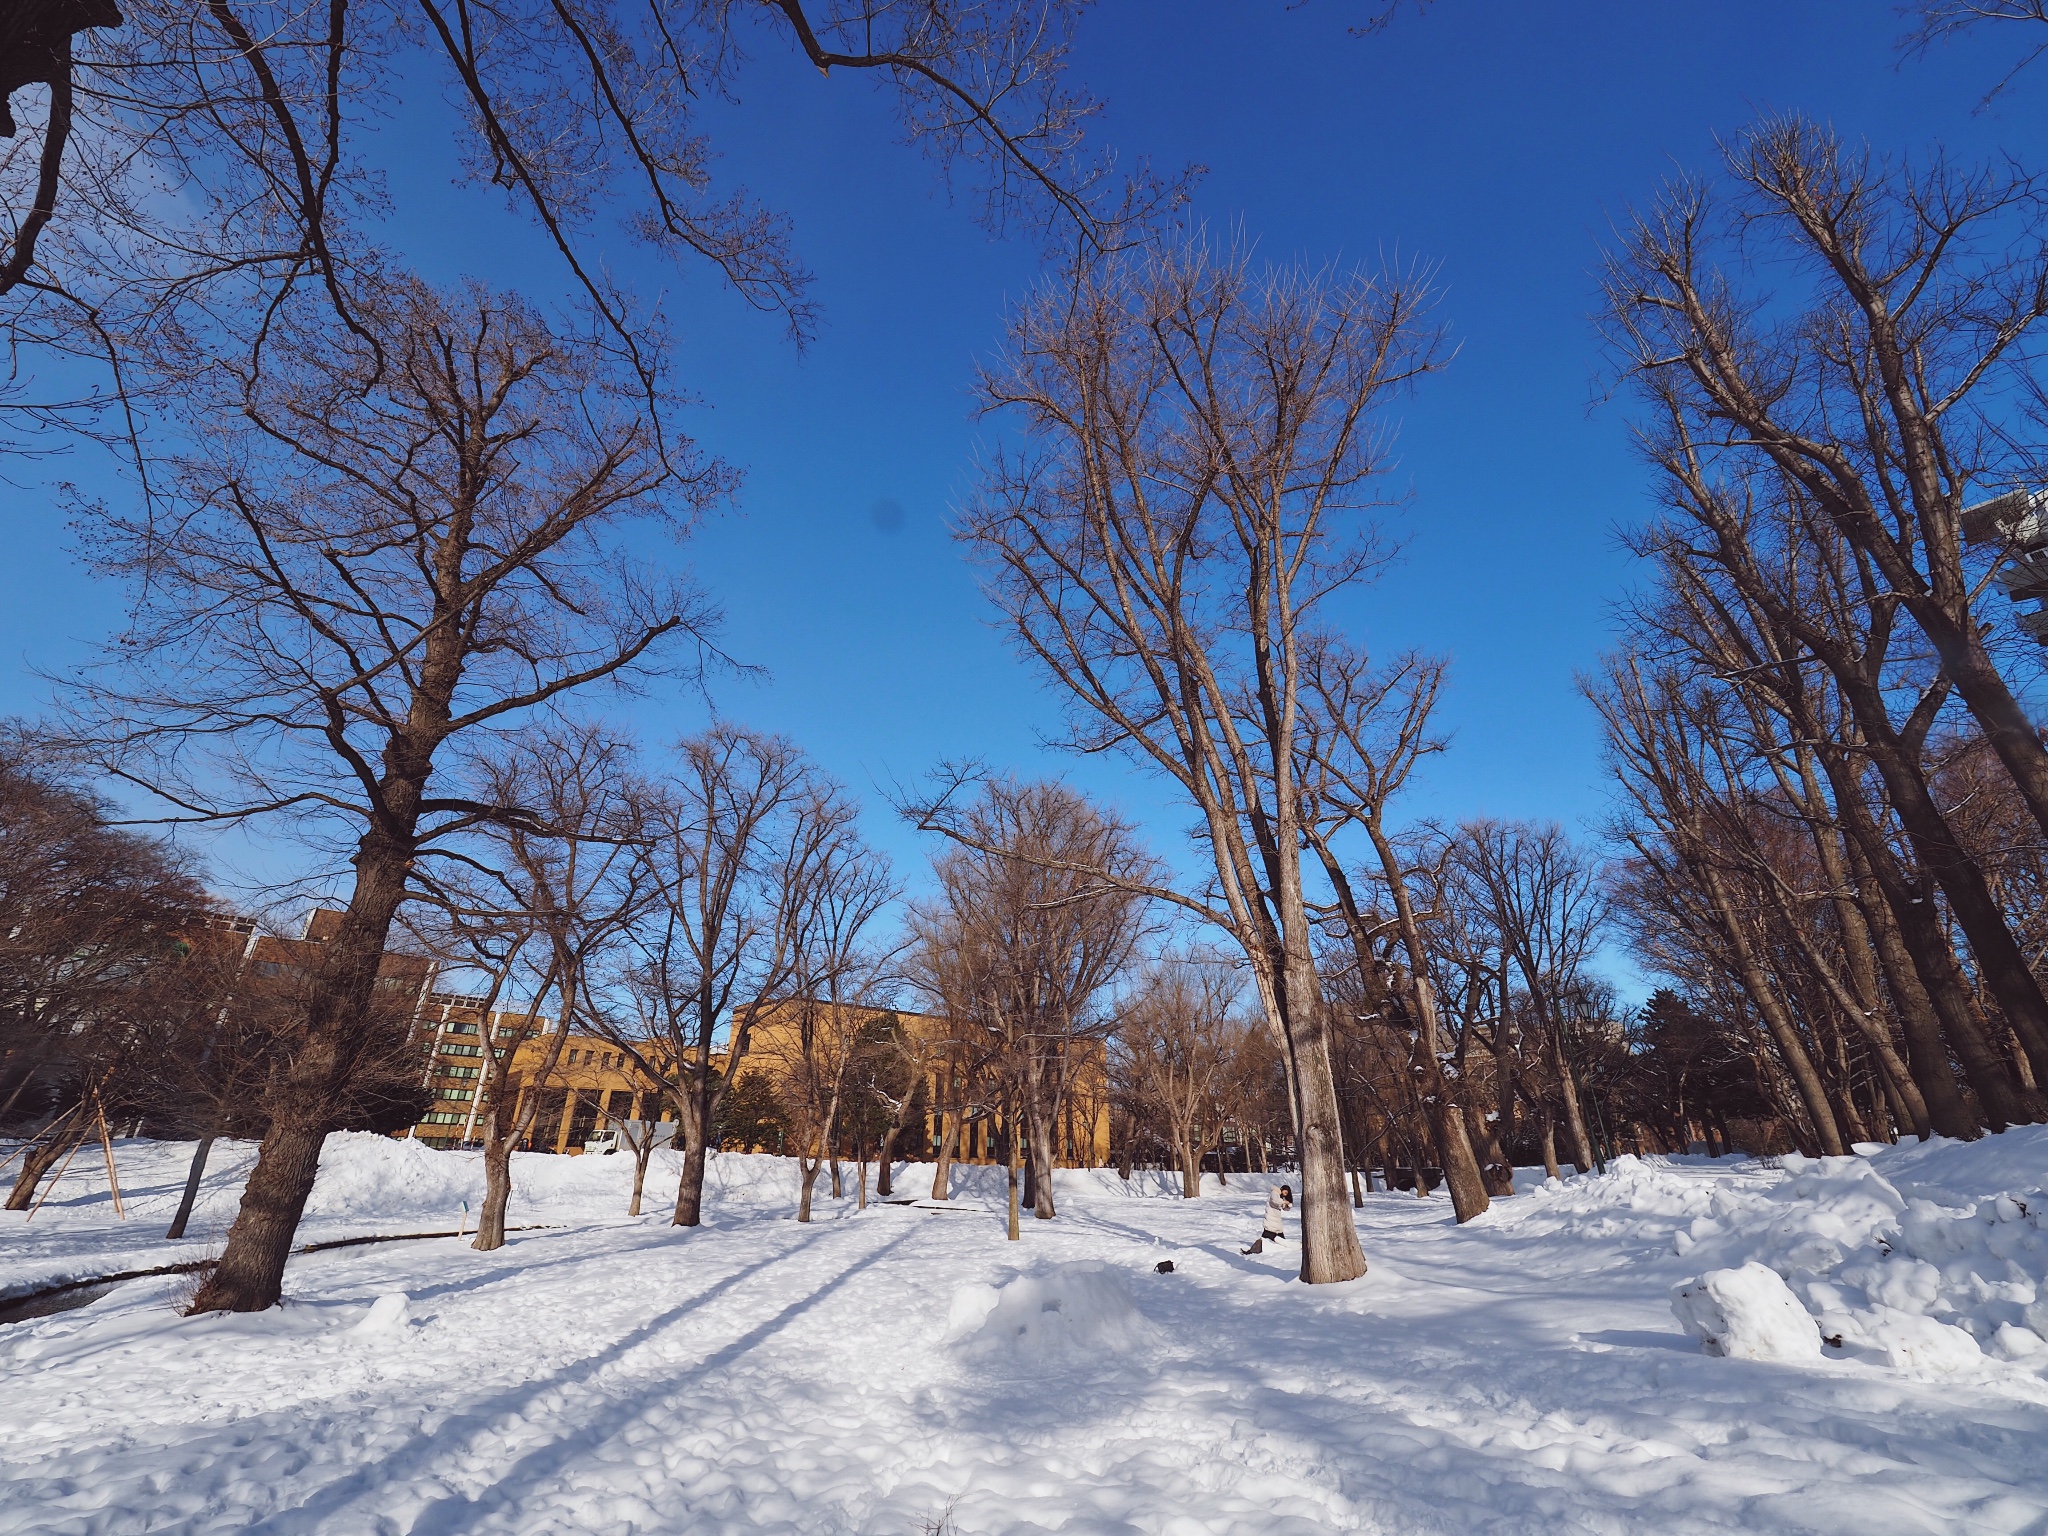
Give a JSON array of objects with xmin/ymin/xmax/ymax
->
[
  {"xmin": 1671, "ymin": 1263, "xmax": 1822, "ymax": 1362},
  {"xmin": 943, "ymin": 1261, "xmax": 1162, "ymax": 1367},
  {"xmin": 1507, "ymin": 1129, "xmax": 2048, "ymax": 1379},
  {"xmin": 1670, "ymin": 1144, "xmax": 2048, "ymax": 1374}
]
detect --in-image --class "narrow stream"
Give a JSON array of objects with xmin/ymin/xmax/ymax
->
[{"xmin": 0, "ymin": 1281, "xmax": 122, "ymax": 1327}]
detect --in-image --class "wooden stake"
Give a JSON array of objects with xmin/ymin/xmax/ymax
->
[{"xmin": 96, "ymin": 1108, "xmax": 126, "ymax": 1221}]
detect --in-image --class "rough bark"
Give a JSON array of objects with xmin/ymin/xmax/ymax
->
[
  {"xmin": 672, "ymin": 1081, "xmax": 714, "ymax": 1226},
  {"xmin": 1464, "ymin": 1102, "xmax": 1515, "ymax": 1198},
  {"xmin": 1546, "ymin": 1018, "xmax": 1597, "ymax": 1174},
  {"xmin": 1025, "ymin": 1056, "xmax": 1058, "ymax": 1219},
  {"xmin": 797, "ymin": 1160, "xmax": 819, "ymax": 1222},
  {"xmin": 476, "ymin": 1132, "xmax": 513, "ymax": 1250},
  {"xmin": 6, "ymin": 1119, "xmax": 84, "ymax": 1211},
  {"xmin": 190, "ymin": 816, "xmax": 421, "ymax": 1310}
]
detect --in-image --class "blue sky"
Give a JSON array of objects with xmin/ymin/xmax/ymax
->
[{"xmin": 5, "ymin": 1, "xmax": 2044, "ymax": 976}]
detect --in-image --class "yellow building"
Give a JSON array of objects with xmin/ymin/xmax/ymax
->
[
  {"xmin": 409, "ymin": 992, "xmax": 671, "ymax": 1152},
  {"xmin": 738, "ymin": 999, "xmax": 1111, "ymax": 1168}
]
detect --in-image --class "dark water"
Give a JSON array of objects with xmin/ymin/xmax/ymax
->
[{"xmin": 0, "ymin": 1280, "xmax": 120, "ymax": 1327}]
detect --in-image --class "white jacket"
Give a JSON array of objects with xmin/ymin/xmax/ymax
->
[{"xmin": 1262, "ymin": 1189, "xmax": 1291, "ymax": 1234}]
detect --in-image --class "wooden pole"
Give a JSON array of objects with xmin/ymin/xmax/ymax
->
[{"xmin": 97, "ymin": 1106, "xmax": 126, "ymax": 1221}]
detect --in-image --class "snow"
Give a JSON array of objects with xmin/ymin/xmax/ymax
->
[
  {"xmin": 2, "ymin": 1130, "xmax": 2047, "ymax": 1533},
  {"xmin": 1670, "ymin": 1263, "xmax": 1823, "ymax": 1362},
  {"xmin": 944, "ymin": 1261, "xmax": 1164, "ymax": 1365}
]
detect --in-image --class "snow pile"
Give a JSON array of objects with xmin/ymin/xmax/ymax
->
[
  {"xmin": 1667, "ymin": 1147, "xmax": 2048, "ymax": 1374},
  {"xmin": 943, "ymin": 1261, "xmax": 1161, "ymax": 1367},
  {"xmin": 348, "ymin": 1293, "xmax": 410, "ymax": 1335},
  {"xmin": 1484, "ymin": 1152, "xmax": 1728, "ymax": 1243},
  {"xmin": 1670, "ymin": 1263, "xmax": 1821, "ymax": 1362}
]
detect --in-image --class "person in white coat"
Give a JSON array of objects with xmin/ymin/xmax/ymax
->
[{"xmin": 1241, "ymin": 1183, "xmax": 1292, "ymax": 1254}]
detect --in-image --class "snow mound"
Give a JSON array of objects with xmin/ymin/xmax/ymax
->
[
  {"xmin": 1672, "ymin": 1148, "xmax": 2048, "ymax": 1376},
  {"xmin": 944, "ymin": 1262, "xmax": 1161, "ymax": 1366},
  {"xmin": 349, "ymin": 1293, "xmax": 409, "ymax": 1336},
  {"xmin": 1672, "ymin": 1263, "xmax": 1821, "ymax": 1362}
]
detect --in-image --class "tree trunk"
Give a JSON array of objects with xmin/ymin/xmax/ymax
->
[
  {"xmin": 475, "ymin": 1132, "xmax": 513, "ymax": 1250},
  {"xmin": 1325, "ymin": 838, "xmax": 1486, "ymax": 1227},
  {"xmin": 5, "ymin": 1118, "xmax": 82, "ymax": 1211},
  {"xmin": 672, "ymin": 1135, "xmax": 708, "ymax": 1227},
  {"xmin": 672, "ymin": 1085, "xmax": 711, "ymax": 1226},
  {"xmin": 628, "ymin": 1136, "xmax": 653, "ymax": 1218},
  {"xmin": 1544, "ymin": 1014, "xmax": 1597, "ymax": 1173},
  {"xmin": 1006, "ymin": 1112, "xmax": 1021, "ymax": 1241},
  {"xmin": 165, "ymin": 1132, "xmax": 216, "ymax": 1240},
  {"xmin": 1697, "ymin": 863, "xmax": 1848, "ymax": 1156},
  {"xmin": 931, "ymin": 1106, "xmax": 958, "ymax": 1201},
  {"xmin": 189, "ymin": 833, "xmax": 418, "ymax": 1313},
  {"xmin": 1279, "ymin": 962, "xmax": 1366, "ymax": 1281},
  {"xmin": 1834, "ymin": 670, "xmax": 2048, "ymax": 1096},
  {"xmin": 1179, "ymin": 1134, "xmax": 1201, "ymax": 1198},
  {"xmin": 187, "ymin": 1115, "xmax": 326, "ymax": 1310},
  {"xmin": 876, "ymin": 1126, "xmax": 899, "ymax": 1198},
  {"xmin": 1464, "ymin": 1101, "xmax": 1514, "ymax": 1198},
  {"xmin": 1539, "ymin": 1105, "xmax": 1561, "ymax": 1181},
  {"xmin": 1025, "ymin": 1063, "xmax": 1058, "ymax": 1219},
  {"xmin": 797, "ymin": 1159, "xmax": 819, "ymax": 1222}
]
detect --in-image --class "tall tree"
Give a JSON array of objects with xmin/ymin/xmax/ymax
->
[
  {"xmin": 453, "ymin": 724, "xmax": 653, "ymax": 1252},
  {"xmin": 603, "ymin": 726, "xmax": 855, "ymax": 1228},
  {"xmin": 1294, "ymin": 642, "xmax": 1492, "ymax": 1222},
  {"xmin": 910, "ymin": 779, "xmax": 1147, "ymax": 1227},
  {"xmin": 67, "ymin": 281, "xmax": 718, "ymax": 1313},
  {"xmin": 956, "ymin": 237, "xmax": 1444, "ymax": 1283},
  {"xmin": 1116, "ymin": 956, "xmax": 1240, "ymax": 1198},
  {"xmin": 1453, "ymin": 821, "xmax": 1609, "ymax": 1174}
]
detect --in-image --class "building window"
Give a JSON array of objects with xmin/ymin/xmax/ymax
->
[
  {"xmin": 445, "ymin": 1021, "xmax": 478, "ymax": 1035},
  {"xmin": 440, "ymin": 1043, "xmax": 482, "ymax": 1058}
]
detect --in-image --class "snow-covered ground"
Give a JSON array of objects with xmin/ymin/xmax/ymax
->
[{"xmin": 3, "ymin": 1128, "xmax": 2047, "ymax": 1534}]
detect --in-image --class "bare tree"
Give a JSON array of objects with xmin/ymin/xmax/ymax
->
[
  {"xmin": 1902, "ymin": 2, "xmax": 2048, "ymax": 98},
  {"xmin": 1293, "ymin": 641, "xmax": 1492, "ymax": 1222},
  {"xmin": 2, "ymin": 1, "xmax": 1166, "ymax": 490},
  {"xmin": 0, "ymin": 754, "xmax": 211, "ymax": 1210},
  {"xmin": 910, "ymin": 779, "xmax": 1147, "ymax": 1231},
  {"xmin": 1601, "ymin": 119, "xmax": 2048, "ymax": 1101},
  {"xmin": 1453, "ymin": 822, "xmax": 1609, "ymax": 1173},
  {"xmin": 602, "ymin": 727, "xmax": 856, "ymax": 1227},
  {"xmin": 59, "ymin": 280, "xmax": 718, "ymax": 1313},
  {"xmin": 767, "ymin": 822, "xmax": 896, "ymax": 1223},
  {"xmin": 955, "ymin": 236, "xmax": 1445, "ymax": 1283},
  {"xmin": 442, "ymin": 725, "xmax": 652, "ymax": 1252},
  {"xmin": 1117, "ymin": 956, "xmax": 1239, "ymax": 1197}
]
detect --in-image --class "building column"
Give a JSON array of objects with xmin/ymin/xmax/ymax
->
[{"xmin": 554, "ymin": 1089, "xmax": 579, "ymax": 1154}]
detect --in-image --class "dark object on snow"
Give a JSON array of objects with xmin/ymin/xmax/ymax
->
[
  {"xmin": 1240, "ymin": 1239, "xmax": 1263, "ymax": 1255},
  {"xmin": 1, "ymin": 0, "xmax": 122, "ymax": 137},
  {"xmin": 1154, "ymin": 1259, "xmax": 1174, "ymax": 1274}
]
